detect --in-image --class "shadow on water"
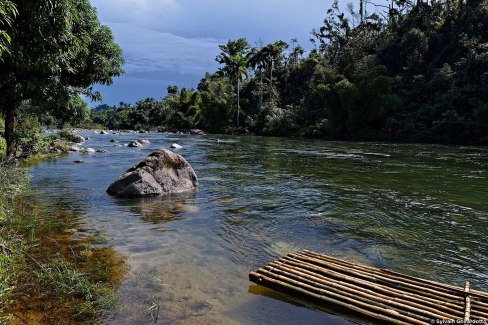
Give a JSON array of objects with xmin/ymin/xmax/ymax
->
[
  {"xmin": 245, "ymin": 285, "xmax": 373, "ymax": 325},
  {"xmin": 113, "ymin": 191, "xmax": 198, "ymax": 226}
]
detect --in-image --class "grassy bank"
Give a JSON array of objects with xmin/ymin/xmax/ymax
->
[{"xmin": 0, "ymin": 156, "xmax": 126, "ymax": 323}]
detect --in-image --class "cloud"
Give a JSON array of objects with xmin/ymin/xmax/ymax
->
[
  {"xmin": 91, "ymin": 23, "xmax": 221, "ymax": 105},
  {"xmin": 89, "ymin": 0, "xmax": 356, "ymax": 105},
  {"xmin": 109, "ymin": 23, "xmax": 221, "ymax": 76},
  {"xmin": 92, "ymin": 0, "xmax": 331, "ymax": 44}
]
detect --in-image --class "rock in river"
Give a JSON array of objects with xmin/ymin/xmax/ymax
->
[
  {"xmin": 190, "ymin": 129, "xmax": 205, "ymax": 135},
  {"xmin": 171, "ymin": 143, "xmax": 182, "ymax": 149},
  {"xmin": 106, "ymin": 149, "xmax": 198, "ymax": 198},
  {"xmin": 128, "ymin": 140, "xmax": 143, "ymax": 148},
  {"xmin": 139, "ymin": 139, "xmax": 150, "ymax": 145},
  {"xmin": 69, "ymin": 145, "xmax": 82, "ymax": 152}
]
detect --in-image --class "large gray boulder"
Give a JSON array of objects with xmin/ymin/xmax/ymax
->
[{"xmin": 106, "ymin": 149, "xmax": 198, "ymax": 198}]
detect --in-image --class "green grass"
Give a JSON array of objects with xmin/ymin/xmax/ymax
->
[{"xmin": 0, "ymin": 160, "xmax": 127, "ymax": 324}]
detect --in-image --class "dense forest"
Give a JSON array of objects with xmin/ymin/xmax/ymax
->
[
  {"xmin": 85, "ymin": 0, "xmax": 488, "ymax": 145},
  {"xmin": 2, "ymin": 0, "xmax": 488, "ymax": 157}
]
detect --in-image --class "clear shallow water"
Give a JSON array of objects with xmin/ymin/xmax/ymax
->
[{"xmin": 30, "ymin": 132, "xmax": 488, "ymax": 324}]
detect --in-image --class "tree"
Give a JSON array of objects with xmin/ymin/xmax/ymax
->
[
  {"xmin": 260, "ymin": 41, "xmax": 289, "ymax": 100},
  {"xmin": 0, "ymin": 0, "xmax": 16, "ymax": 55},
  {"xmin": 248, "ymin": 46, "xmax": 268, "ymax": 109},
  {"xmin": 0, "ymin": 0, "xmax": 124, "ymax": 157},
  {"xmin": 232, "ymin": 54, "xmax": 249, "ymax": 127},
  {"xmin": 216, "ymin": 38, "xmax": 250, "ymax": 127}
]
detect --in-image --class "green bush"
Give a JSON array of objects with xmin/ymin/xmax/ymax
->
[{"xmin": 57, "ymin": 130, "xmax": 85, "ymax": 143}]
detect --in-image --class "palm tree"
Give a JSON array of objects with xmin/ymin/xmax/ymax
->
[
  {"xmin": 231, "ymin": 54, "xmax": 249, "ymax": 127},
  {"xmin": 261, "ymin": 41, "xmax": 289, "ymax": 99},
  {"xmin": 248, "ymin": 46, "xmax": 268, "ymax": 109},
  {"xmin": 216, "ymin": 38, "xmax": 250, "ymax": 127}
]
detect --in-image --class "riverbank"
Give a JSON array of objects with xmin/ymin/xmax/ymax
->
[{"xmin": 0, "ymin": 150, "xmax": 127, "ymax": 323}]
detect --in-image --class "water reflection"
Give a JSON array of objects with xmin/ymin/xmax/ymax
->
[{"xmin": 114, "ymin": 192, "xmax": 198, "ymax": 225}]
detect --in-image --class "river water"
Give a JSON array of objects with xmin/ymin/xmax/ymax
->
[{"xmin": 30, "ymin": 132, "xmax": 488, "ymax": 324}]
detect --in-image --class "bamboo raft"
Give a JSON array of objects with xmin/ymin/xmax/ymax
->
[{"xmin": 249, "ymin": 250, "xmax": 488, "ymax": 324}]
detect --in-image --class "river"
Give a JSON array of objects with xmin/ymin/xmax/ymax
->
[{"xmin": 29, "ymin": 132, "xmax": 488, "ymax": 324}]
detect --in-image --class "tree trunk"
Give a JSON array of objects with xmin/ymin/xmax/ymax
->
[
  {"xmin": 237, "ymin": 78, "xmax": 240, "ymax": 128},
  {"xmin": 5, "ymin": 102, "xmax": 17, "ymax": 159},
  {"xmin": 360, "ymin": 0, "xmax": 364, "ymax": 22},
  {"xmin": 260, "ymin": 70, "xmax": 263, "ymax": 109},
  {"xmin": 269, "ymin": 60, "xmax": 274, "ymax": 101}
]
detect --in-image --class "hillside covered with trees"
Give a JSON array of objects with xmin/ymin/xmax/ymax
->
[{"xmin": 88, "ymin": 0, "xmax": 488, "ymax": 145}]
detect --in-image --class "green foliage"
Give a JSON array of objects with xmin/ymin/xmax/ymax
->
[
  {"xmin": 0, "ymin": 137, "xmax": 5, "ymax": 156},
  {"xmin": 86, "ymin": 1, "xmax": 488, "ymax": 144},
  {"xmin": 57, "ymin": 130, "xmax": 85, "ymax": 143},
  {"xmin": 0, "ymin": 0, "xmax": 17, "ymax": 56},
  {"xmin": 0, "ymin": 0, "xmax": 124, "ymax": 156}
]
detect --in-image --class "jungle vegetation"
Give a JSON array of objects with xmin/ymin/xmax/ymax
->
[
  {"xmin": 0, "ymin": 0, "xmax": 124, "ymax": 158},
  {"xmin": 89, "ymin": 0, "xmax": 488, "ymax": 145}
]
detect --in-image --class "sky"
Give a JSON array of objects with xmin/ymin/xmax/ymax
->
[{"xmin": 88, "ymin": 0, "xmax": 380, "ymax": 106}]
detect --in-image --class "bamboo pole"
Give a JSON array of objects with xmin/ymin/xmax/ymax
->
[
  {"xmin": 296, "ymin": 251, "xmax": 462, "ymax": 298},
  {"xmin": 269, "ymin": 261, "xmax": 460, "ymax": 318},
  {"xmin": 249, "ymin": 272, "xmax": 412, "ymax": 325},
  {"xmin": 250, "ymin": 250, "xmax": 488, "ymax": 323},
  {"xmin": 258, "ymin": 266, "xmax": 433, "ymax": 322},
  {"xmin": 253, "ymin": 269, "xmax": 430, "ymax": 324},
  {"xmin": 303, "ymin": 250, "xmax": 488, "ymax": 301},
  {"xmin": 264, "ymin": 263, "xmax": 456, "ymax": 320},
  {"xmin": 279, "ymin": 257, "xmax": 465, "ymax": 313},
  {"xmin": 284, "ymin": 255, "xmax": 463, "ymax": 307},
  {"xmin": 289, "ymin": 253, "xmax": 463, "ymax": 302},
  {"xmin": 465, "ymin": 282, "xmax": 471, "ymax": 321},
  {"xmin": 272, "ymin": 260, "xmax": 467, "ymax": 318}
]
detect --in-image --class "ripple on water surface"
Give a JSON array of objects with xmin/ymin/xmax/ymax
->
[{"xmin": 29, "ymin": 133, "xmax": 488, "ymax": 324}]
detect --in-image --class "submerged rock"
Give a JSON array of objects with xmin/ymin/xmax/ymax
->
[
  {"xmin": 96, "ymin": 149, "xmax": 109, "ymax": 153},
  {"xmin": 100, "ymin": 130, "xmax": 109, "ymax": 135},
  {"xmin": 73, "ymin": 160, "xmax": 84, "ymax": 163},
  {"xmin": 106, "ymin": 149, "xmax": 198, "ymax": 198},
  {"xmin": 84, "ymin": 148, "xmax": 96, "ymax": 153},
  {"xmin": 139, "ymin": 139, "xmax": 150, "ymax": 145},
  {"xmin": 109, "ymin": 139, "xmax": 117, "ymax": 143},
  {"xmin": 171, "ymin": 143, "xmax": 182, "ymax": 149},
  {"xmin": 128, "ymin": 140, "xmax": 143, "ymax": 148}
]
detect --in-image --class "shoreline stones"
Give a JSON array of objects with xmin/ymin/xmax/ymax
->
[
  {"xmin": 190, "ymin": 129, "xmax": 205, "ymax": 135},
  {"xmin": 106, "ymin": 149, "xmax": 198, "ymax": 198}
]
